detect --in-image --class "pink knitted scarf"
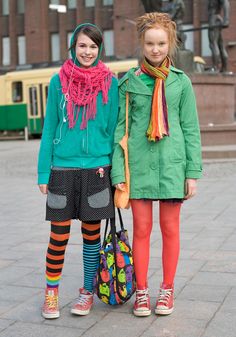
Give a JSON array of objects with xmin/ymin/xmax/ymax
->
[{"xmin": 59, "ymin": 59, "xmax": 113, "ymax": 129}]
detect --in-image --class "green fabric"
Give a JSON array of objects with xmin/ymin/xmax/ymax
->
[
  {"xmin": 111, "ymin": 66, "xmax": 202, "ymax": 199},
  {"xmin": 38, "ymin": 74, "xmax": 118, "ymax": 184},
  {"xmin": 139, "ymin": 73, "xmax": 155, "ymax": 90}
]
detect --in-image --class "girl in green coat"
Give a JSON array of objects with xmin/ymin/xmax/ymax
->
[{"xmin": 111, "ymin": 12, "xmax": 202, "ymax": 317}]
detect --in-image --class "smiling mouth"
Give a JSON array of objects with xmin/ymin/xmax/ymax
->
[{"xmin": 82, "ymin": 57, "xmax": 93, "ymax": 61}]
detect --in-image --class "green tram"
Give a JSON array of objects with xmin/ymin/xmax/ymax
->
[{"xmin": 0, "ymin": 59, "xmax": 138, "ymax": 137}]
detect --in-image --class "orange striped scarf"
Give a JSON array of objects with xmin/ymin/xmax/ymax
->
[{"xmin": 141, "ymin": 57, "xmax": 171, "ymax": 142}]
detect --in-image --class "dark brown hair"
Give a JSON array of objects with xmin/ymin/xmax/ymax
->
[{"xmin": 69, "ymin": 25, "xmax": 103, "ymax": 51}]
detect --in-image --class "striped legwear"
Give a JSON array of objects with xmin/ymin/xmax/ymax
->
[
  {"xmin": 81, "ymin": 222, "xmax": 101, "ymax": 293},
  {"xmin": 46, "ymin": 220, "xmax": 71, "ymax": 288}
]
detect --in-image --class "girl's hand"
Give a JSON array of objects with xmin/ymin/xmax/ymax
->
[
  {"xmin": 184, "ymin": 179, "xmax": 197, "ymax": 200},
  {"xmin": 115, "ymin": 183, "xmax": 126, "ymax": 191},
  {"xmin": 38, "ymin": 184, "xmax": 48, "ymax": 194}
]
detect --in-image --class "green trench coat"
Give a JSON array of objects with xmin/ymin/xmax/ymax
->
[{"xmin": 111, "ymin": 66, "xmax": 202, "ymax": 199}]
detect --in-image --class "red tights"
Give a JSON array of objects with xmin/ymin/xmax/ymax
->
[{"xmin": 131, "ymin": 200, "xmax": 181, "ymax": 289}]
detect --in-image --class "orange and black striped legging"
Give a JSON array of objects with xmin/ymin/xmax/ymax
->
[{"xmin": 46, "ymin": 220, "xmax": 101, "ymax": 292}]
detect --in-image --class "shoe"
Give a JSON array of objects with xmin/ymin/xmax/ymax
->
[
  {"xmin": 133, "ymin": 288, "xmax": 151, "ymax": 317},
  {"xmin": 70, "ymin": 288, "xmax": 93, "ymax": 316},
  {"xmin": 155, "ymin": 283, "xmax": 174, "ymax": 315},
  {"xmin": 42, "ymin": 287, "xmax": 60, "ymax": 319}
]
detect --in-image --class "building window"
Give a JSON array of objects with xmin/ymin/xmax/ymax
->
[
  {"xmin": 68, "ymin": 0, "xmax": 76, "ymax": 8},
  {"xmin": 50, "ymin": 0, "xmax": 60, "ymax": 4},
  {"xmin": 201, "ymin": 25, "xmax": 211, "ymax": 57},
  {"xmin": 103, "ymin": 30, "xmax": 114, "ymax": 57},
  {"xmin": 85, "ymin": 0, "xmax": 95, "ymax": 7},
  {"xmin": 51, "ymin": 33, "xmax": 60, "ymax": 62},
  {"xmin": 182, "ymin": 24, "xmax": 194, "ymax": 52},
  {"xmin": 2, "ymin": 37, "xmax": 10, "ymax": 66},
  {"xmin": 17, "ymin": 36, "xmax": 26, "ymax": 65},
  {"xmin": 2, "ymin": 0, "xmax": 9, "ymax": 15},
  {"xmin": 17, "ymin": 0, "xmax": 25, "ymax": 14},
  {"xmin": 12, "ymin": 82, "xmax": 23, "ymax": 102},
  {"xmin": 103, "ymin": 0, "xmax": 113, "ymax": 5}
]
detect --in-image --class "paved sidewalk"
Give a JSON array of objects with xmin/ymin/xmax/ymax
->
[{"xmin": 0, "ymin": 140, "xmax": 236, "ymax": 337}]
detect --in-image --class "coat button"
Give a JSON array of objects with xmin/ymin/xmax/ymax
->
[
  {"xmin": 150, "ymin": 163, "xmax": 157, "ymax": 170},
  {"xmin": 150, "ymin": 146, "xmax": 154, "ymax": 152}
]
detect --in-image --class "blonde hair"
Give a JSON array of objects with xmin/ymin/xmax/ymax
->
[{"xmin": 136, "ymin": 12, "xmax": 178, "ymax": 60}]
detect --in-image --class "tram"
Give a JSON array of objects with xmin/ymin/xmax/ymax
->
[{"xmin": 0, "ymin": 59, "xmax": 138, "ymax": 136}]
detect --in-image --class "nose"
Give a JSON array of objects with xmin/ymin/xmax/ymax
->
[
  {"xmin": 152, "ymin": 45, "xmax": 159, "ymax": 53},
  {"xmin": 85, "ymin": 47, "xmax": 91, "ymax": 55}
]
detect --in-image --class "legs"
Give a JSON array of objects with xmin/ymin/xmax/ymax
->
[
  {"xmin": 131, "ymin": 199, "xmax": 153, "ymax": 289},
  {"xmin": 46, "ymin": 220, "xmax": 71, "ymax": 288},
  {"xmin": 159, "ymin": 201, "xmax": 181, "ymax": 287},
  {"xmin": 71, "ymin": 221, "xmax": 101, "ymax": 316},
  {"xmin": 43, "ymin": 219, "xmax": 101, "ymax": 318},
  {"xmin": 131, "ymin": 199, "xmax": 153, "ymax": 316},
  {"xmin": 81, "ymin": 221, "xmax": 101, "ymax": 293},
  {"xmin": 155, "ymin": 201, "xmax": 181, "ymax": 315},
  {"xmin": 42, "ymin": 220, "xmax": 71, "ymax": 319},
  {"xmin": 131, "ymin": 200, "xmax": 182, "ymax": 316}
]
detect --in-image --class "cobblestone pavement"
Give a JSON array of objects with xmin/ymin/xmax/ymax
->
[{"xmin": 0, "ymin": 140, "xmax": 236, "ymax": 337}]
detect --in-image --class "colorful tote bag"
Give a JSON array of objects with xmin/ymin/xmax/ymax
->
[{"xmin": 93, "ymin": 209, "xmax": 136, "ymax": 305}]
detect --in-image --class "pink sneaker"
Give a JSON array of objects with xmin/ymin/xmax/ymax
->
[
  {"xmin": 133, "ymin": 288, "xmax": 151, "ymax": 317},
  {"xmin": 70, "ymin": 288, "xmax": 93, "ymax": 316},
  {"xmin": 42, "ymin": 287, "xmax": 60, "ymax": 319},
  {"xmin": 155, "ymin": 283, "xmax": 174, "ymax": 315}
]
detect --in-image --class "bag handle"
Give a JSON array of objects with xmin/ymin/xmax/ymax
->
[
  {"xmin": 125, "ymin": 90, "xmax": 129, "ymax": 136},
  {"xmin": 103, "ymin": 208, "xmax": 124, "ymax": 247}
]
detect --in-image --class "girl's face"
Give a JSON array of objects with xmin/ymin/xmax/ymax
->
[
  {"xmin": 75, "ymin": 32, "xmax": 99, "ymax": 68},
  {"xmin": 142, "ymin": 28, "xmax": 169, "ymax": 67}
]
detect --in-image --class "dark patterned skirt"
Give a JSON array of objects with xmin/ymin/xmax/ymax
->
[{"xmin": 46, "ymin": 166, "xmax": 114, "ymax": 222}]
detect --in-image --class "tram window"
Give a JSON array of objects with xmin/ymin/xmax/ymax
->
[
  {"xmin": 12, "ymin": 81, "xmax": 23, "ymax": 102},
  {"xmin": 29, "ymin": 87, "xmax": 38, "ymax": 116}
]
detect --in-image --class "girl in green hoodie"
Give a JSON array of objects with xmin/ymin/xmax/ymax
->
[{"xmin": 38, "ymin": 23, "xmax": 118, "ymax": 319}]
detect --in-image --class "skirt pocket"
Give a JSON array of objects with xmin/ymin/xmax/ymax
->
[{"xmin": 87, "ymin": 186, "xmax": 110, "ymax": 209}]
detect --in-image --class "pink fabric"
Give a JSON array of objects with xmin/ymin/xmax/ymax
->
[{"xmin": 59, "ymin": 59, "xmax": 113, "ymax": 129}]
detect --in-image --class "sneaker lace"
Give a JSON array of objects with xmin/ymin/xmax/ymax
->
[
  {"xmin": 76, "ymin": 293, "xmax": 92, "ymax": 306},
  {"xmin": 136, "ymin": 288, "xmax": 149, "ymax": 305},
  {"xmin": 158, "ymin": 288, "xmax": 172, "ymax": 305},
  {"xmin": 45, "ymin": 293, "xmax": 58, "ymax": 309}
]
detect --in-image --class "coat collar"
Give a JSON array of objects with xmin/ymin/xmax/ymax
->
[{"xmin": 119, "ymin": 66, "xmax": 183, "ymax": 95}]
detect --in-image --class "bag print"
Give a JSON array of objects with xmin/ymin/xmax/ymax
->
[{"xmin": 93, "ymin": 209, "xmax": 136, "ymax": 305}]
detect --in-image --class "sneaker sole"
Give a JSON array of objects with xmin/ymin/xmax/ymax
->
[
  {"xmin": 155, "ymin": 307, "xmax": 174, "ymax": 315},
  {"xmin": 70, "ymin": 308, "xmax": 90, "ymax": 316},
  {"xmin": 133, "ymin": 309, "xmax": 151, "ymax": 317},
  {"xmin": 42, "ymin": 312, "xmax": 60, "ymax": 319}
]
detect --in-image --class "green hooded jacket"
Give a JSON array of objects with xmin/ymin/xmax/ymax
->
[
  {"xmin": 111, "ymin": 66, "xmax": 202, "ymax": 199},
  {"xmin": 38, "ymin": 24, "xmax": 118, "ymax": 184}
]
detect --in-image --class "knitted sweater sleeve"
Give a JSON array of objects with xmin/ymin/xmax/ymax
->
[{"xmin": 37, "ymin": 75, "xmax": 60, "ymax": 184}]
